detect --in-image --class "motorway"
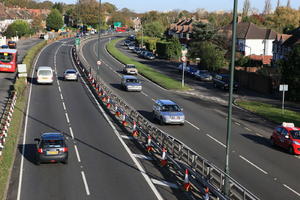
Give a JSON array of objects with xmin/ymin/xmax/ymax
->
[
  {"xmin": 79, "ymin": 36, "xmax": 300, "ymax": 200},
  {"xmin": 7, "ymin": 38, "xmax": 177, "ymax": 200}
]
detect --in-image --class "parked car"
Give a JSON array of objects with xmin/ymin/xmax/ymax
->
[
  {"xmin": 194, "ymin": 70, "xmax": 213, "ymax": 81},
  {"xmin": 144, "ymin": 52, "xmax": 155, "ymax": 60},
  {"xmin": 123, "ymin": 40, "xmax": 131, "ymax": 46},
  {"xmin": 213, "ymin": 74, "xmax": 238, "ymax": 91},
  {"xmin": 128, "ymin": 44, "xmax": 135, "ymax": 50},
  {"xmin": 1, "ymin": 45, "xmax": 9, "ymax": 49},
  {"xmin": 7, "ymin": 41, "xmax": 16, "ymax": 49},
  {"xmin": 152, "ymin": 99, "xmax": 185, "ymax": 125},
  {"xmin": 36, "ymin": 66, "xmax": 54, "ymax": 84},
  {"xmin": 123, "ymin": 64, "xmax": 138, "ymax": 75},
  {"xmin": 64, "ymin": 69, "xmax": 78, "ymax": 81},
  {"xmin": 121, "ymin": 75, "xmax": 142, "ymax": 91},
  {"xmin": 138, "ymin": 50, "xmax": 149, "ymax": 58},
  {"xmin": 270, "ymin": 122, "xmax": 300, "ymax": 155},
  {"xmin": 34, "ymin": 132, "xmax": 68, "ymax": 165}
]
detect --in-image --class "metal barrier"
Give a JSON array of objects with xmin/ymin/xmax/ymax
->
[{"xmin": 72, "ymin": 35, "xmax": 260, "ymax": 200}]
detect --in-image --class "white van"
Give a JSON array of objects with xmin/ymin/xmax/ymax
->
[{"xmin": 37, "ymin": 66, "xmax": 54, "ymax": 84}]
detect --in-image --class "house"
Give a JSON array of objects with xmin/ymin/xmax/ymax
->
[
  {"xmin": 272, "ymin": 33, "xmax": 292, "ymax": 64},
  {"xmin": 168, "ymin": 18, "xmax": 194, "ymax": 43}
]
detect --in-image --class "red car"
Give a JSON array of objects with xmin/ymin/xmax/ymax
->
[{"xmin": 270, "ymin": 122, "xmax": 300, "ymax": 155}]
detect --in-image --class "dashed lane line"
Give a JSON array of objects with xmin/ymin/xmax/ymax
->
[
  {"xmin": 132, "ymin": 154, "xmax": 153, "ymax": 160},
  {"xmin": 206, "ymin": 134, "xmax": 226, "ymax": 148},
  {"xmin": 121, "ymin": 135, "xmax": 134, "ymax": 140},
  {"xmin": 60, "ymin": 93, "xmax": 64, "ymax": 100},
  {"xmin": 65, "ymin": 112, "xmax": 70, "ymax": 124},
  {"xmin": 58, "ymin": 86, "xmax": 61, "ymax": 93},
  {"xmin": 151, "ymin": 179, "xmax": 179, "ymax": 189},
  {"xmin": 283, "ymin": 184, "xmax": 300, "ymax": 197},
  {"xmin": 239, "ymin": 155, "xmax": 268, "ymax": 175},
  {"xmin": 69, "ymin": 127, "xmax": 74, "ymax": 139},
  {"xmin": 62, "ymin": 102, "xmax": 66, "ymax": 111},
  {"xmin": 141, "ymin": 91, "xmax": 148, "ymax": 97},
  {"xmin": 81, "ymin": 171, "xmax": 90, "ymax": 196},
  {"xmin": 74, "ymin": 145, "xmax": 81, "ymax": 162},
  {"xmin": 245, "ymin": 127, "xmax": 252, "ymax": 131},
  {"xmin": 235, "ymin": 122, "xmax": 240, "ymax": 126},
  {"xmin": 185, "ymin": 120, "xmax": 200, "ymax": 130}
]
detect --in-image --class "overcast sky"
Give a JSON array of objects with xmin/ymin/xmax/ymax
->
[{"xmin": 51, "ymin": 0, "xmax": 300, "ymax": 13}]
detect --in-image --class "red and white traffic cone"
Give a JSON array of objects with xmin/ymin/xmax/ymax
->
[
  {"xmin": 106, "ymin": 97, "xmax": 111, "ymax": 108},
  {"xmin": 102, "ymin": 95, "xmax": 107, "ymax": 102},
  {"xmin": 122, "ymin": 113, "xmax": 128, "ymax": 126},
  {"xmin": 203, "ymin": 186, "xmax": 210, "ymax": 200},
  {"xmin": 115, "ymin": 106, "xmax": 121, "ymax": 117},
  {"xmin": 160, "ymin": 148, "xmax": 167, "ymax": 167},
  {"xmin": 146, "ymin": 135, "xmax": 153, "ymax": 152},
  {"xmin": 132, "ymin": 121, "xmax": 138, "ymax": 137},
  {"xmin": 182, "ymin": 169, "xmax": 191, "ymax": 191},
  {"xmin": 98, "ymin": 89, "xmax": 104, "ymax": 96}
]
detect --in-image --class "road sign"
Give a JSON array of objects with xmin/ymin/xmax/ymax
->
[
  {"xmin": 279, "ymin": 84, "xmax": 288, "ymax": 91},
  {"xmin": 181, "ymin": 56, "xmax": 187, "ymax": 62},
  {"xmin": 97, "ymin": 60, "xmax": 101, "ymax": 65},
  {"xmin": 75, "ymin": 38, "xmax": 80, "ymax": 46}
]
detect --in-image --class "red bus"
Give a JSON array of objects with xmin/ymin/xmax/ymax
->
[
  {"xmin": 0, "ymin": 49, "xmax": 17, "ymax": 72},
  {"xmin": 116, "ymin": 27, "xmax": 127, "ymax": 32}
]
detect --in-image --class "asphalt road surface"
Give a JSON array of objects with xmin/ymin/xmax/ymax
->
[
  {"xmin": 7, "ymin": 38, "xmax": 170, "ymax": 200},
  {"xmin": 79, "ymin": 36, "xmax": 300, "ymax": 200}
]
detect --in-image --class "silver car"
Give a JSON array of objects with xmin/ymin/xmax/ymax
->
[
  {"xmin": 121, "ymin": 75, "xmax": 142, "ymax": 91},
  {"xmin": 152, "ymin": 99, "xmax": 185, "ymax": 125},
  {"xmin": 64, "ymin": 69, "xmax": 78, "ymax": 81}
]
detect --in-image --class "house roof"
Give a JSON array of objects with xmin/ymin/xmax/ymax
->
[
  {"xmin": 169, "ymin": 18, "xmax": 195, "ymax": 34},
  {"xmin": 282, "ymin": 28, "xmax": 300, "ymax": 47},
  {"xmin": 249, "ymin": 55, "xmax": 273, "ymax": 65}
]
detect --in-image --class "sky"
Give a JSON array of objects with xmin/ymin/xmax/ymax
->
[{"xmin": 52, "ymin": 0, "xmax": 300, "ymax": 13}]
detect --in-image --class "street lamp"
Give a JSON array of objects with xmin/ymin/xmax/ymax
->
[
  {"xmin": 224, "ymin": 0, "xmax": 238, "ymax": 196},
  {"xmin": 97, "ymin": 0, "xmax": 102, "ymax": 78}
]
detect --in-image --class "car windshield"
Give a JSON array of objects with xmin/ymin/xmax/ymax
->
[
  {"xmin": 41, "ymin": 140, "xmax": 64, "ymax": 148},
  {"xmin": 38, "ymin": 70, "xmax": 52, "ymax": 76},
  {"xmin": 290, "ymin": 130, "xmax": 300, "ymax": 139},
  {"xmin": 66, "ymin": 70, "xmax": 76, "ymax": 74},
  {"xmin": 126, "ymin": 65, "xmax": 135, "ymax": 68},
  {"xmin": 161, "ymin": 105, "xmax": 181, "ymax": 112},
  {"xmin": 0, "ymin": 52, "xmax": 13, "ymax": 62},
  {"xmin": 126, "ymin": 79, "xmax": 139, "ymax": 83}
]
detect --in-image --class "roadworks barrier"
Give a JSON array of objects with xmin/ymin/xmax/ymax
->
[{"xmin": 71, "ymin": 35, "xmax": 260, "ymax": 200}]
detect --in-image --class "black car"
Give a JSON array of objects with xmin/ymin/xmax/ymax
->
[
  {"xmin": 213, "ymin": 74, "xmax": 238, "ymax": 91},
  {"xmin": 34, "ymin": 132, "xmax": 68, "ymax": 165},
  {"xmin": 8, "ymin": 41, "xmax": 16, "ymax": 49}
]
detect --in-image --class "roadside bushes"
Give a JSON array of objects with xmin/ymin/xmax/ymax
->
[{"xmin": 156, "ymin": 37, "xmax": 181, "ymax": 59}]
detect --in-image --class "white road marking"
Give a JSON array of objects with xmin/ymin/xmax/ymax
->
[
  {"xmin": 132, "ymin": 154, "xmax": 153, "ymax": 160},
  {"xmin": 65, "ymin": 112, "xmax": 70, "ymax": 124},
  {"xmin": 17, "ymin": 42, "xmax": 56, "ymax": 200},
  {"xmin": 58, "ymin": 86, "xmax": 61, "ymax": 93},
  {"xmin": 57, "ymin": 80, "xmax": 60, "ymax": 86},
  {"xmin": 121, "ymin": 135, "xmax": 134, "ymax": 140},
  {"xmin": 60, "ymin": 93, "xmax": 64, "ymax": 100},
  {"xmin": 141, "ymin": 91, "xmax": 148, "ymax": 97},
  {"xmin": 235, "ymin": 122, "xmax": 240, "ymax": 126},
  {"xmin": 206, "ymin": 134, "xmax": 226, "ymax": 148},
  {"xmin": 71, "ymin": 54, "xmax": 164, "ymax": 200},
  {"xmin": 151, "ymin": 98, "xmax": 156, "ymax": 102},
  {"xmin": 245, "ymin": 127, "xmax": 252, "ymax": 131},
  {"xmin": 255, "ymin": 133, "xmax": 263, "ymax": 137},
  {"xmin": 186, "ymin": 120, "xmax": 200, "ymax": 130},
  {"xmin": 74, "ymin": 145, "xmax": 81, "ymax": 162},
  {"xmin": 283, "ymin": 184, "xmax": 300, "ymax": 197},
  {"xmin": 81, "ymin": 171, "xmax": 90, "ymax": 196},
  {"xmin": 239, "ymin": 155, "xmax": 268, "ymax": 175},
  {"xmin": 69, "ymin": 127, "xmax": 74, "ymax": 139},
  {"xmin": 151, "ymin": 179, "xmax": 179, "ymax": 189},
  {"xmin": 62, "ymin": 102, "xmax": 66, "ymax": 111}
]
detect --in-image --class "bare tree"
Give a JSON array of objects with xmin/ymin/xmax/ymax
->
[
  {"xmin": 287, "ymin": 0, "xmax": 291, "ymax": 8},
  {"xmin": 263, "ymin": 0, "xmax": 272, "ymax": 15},
  {"xmin": 276, "ymin": 0, "xmax": 280, "ymax": 8},
  {"xmin": 242, "ymin": 0, "xmax": 251, "ymax": 16}
]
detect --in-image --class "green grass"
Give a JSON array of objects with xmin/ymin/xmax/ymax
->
[
  {"xmin": 236, "ymin": 100, "xmax": 300, "ymax": 127},
  {"xmin": 106, "ymin": 38, "xmax": 190, "ymax": 90},
  {"xmin": 0, "ymin": 40, "xmax": 47, "ymax": 200}
]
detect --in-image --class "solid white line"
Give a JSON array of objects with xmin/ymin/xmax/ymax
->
[
  {"xmin": 283, "ymin": 184, "xmax": 300, "ymax": 197},
  {"xmin": 81, "ymin": 171, "xmax": 90, "ymax": 196},
  {"xmin": 62, "ymin": 102, "xmax": 66, "ymax": 111},
  {"xmin": 132, "ymin": 154, "xmax": 153, "ymax": 160},
  {"xmin": 186, "ymin": 120, "xmax": 200, "ymax": 130},
  {"xmin": 71, "ymin": 53, "xmax": 164, "ymax": 200},
  {"xmin": 74, "ymin": 145, "xmax": 81, "ymax": 162},
  {"xmin": 69, "ymin": 127, "xmax": 74, "ymax": 139},
  {"xmin": 206, "ymin": 134, "xmax": 226, "ymax": 148},
  {"xmin": 65, "ymin": 112, "xmax": 70, "ymax": 124},
  {"xmin": 151, "ymin": 178, "xmax": 179, "ymax": 189},
  {"xmin": 141, "ymin": 91, "xmax": 148, "ymax": 97},
  {"xmin": 121, "ymin": 135, "xmax": 134, "ymax": 140},
  {"xmin": 17, "ymin": 42, "xmax": 55, "ymax": 200},
  {"xmin": 239, "ymin": 155, "xmax": 268, "ymax": 175}
]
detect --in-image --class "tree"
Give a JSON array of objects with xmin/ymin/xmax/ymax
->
[
  {"xmin": 53, "ymin": 2, "xmax": 64, "ymax": 14},
  {"xmin": 242, "ymin": 0, "xmax": 251, "ymax": 17},
  {"xmin": 143, "ymin": 21, "xmax": 165, "ymax": 38},
  {"xmin": 46, "ymin": 9, "xmax": 64, "ymax": 31},
  {"xmin": 276, "ymin": 0, "xmax": 280, "ymax": 8},
  {"xmin": 191, "ymin": 22, "xmax": 217, "ymax": 42},
  {"xmin": 287, "ymin": 0, "xmax": 291, "ymax": 8},
  {"xmin": 4, "ymin": 20, "xmax": 31, "ymax": 38},
  {"xmin": 31, "ymin": 15, "xmax": 44, "ymax": 33},
  {"xmin": 279, "ymin": 44, "xmax": 300, "ymax": 101},
  {"xmin": 263, "ymin": 0, "xmax": 272, "ymax": 15}
]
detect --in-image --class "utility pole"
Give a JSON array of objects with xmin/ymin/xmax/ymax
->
[
  {"xmin": 97, "ymin": 0, "xmax": 102, "ymax": 78},
  {"xmin": 224, "ymin": 0, "xmax": 238, "ymax": 197}
]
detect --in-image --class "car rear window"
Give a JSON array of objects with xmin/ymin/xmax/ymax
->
[
  {"xmin": 161, "ymin": 105, "xmax": 181, "ymax": 112},
  {"xmin": 126, "ymin": 79, "xmax": 139, "ymax": 83},
  {"xmin": 38, "ymin": 69, "xmax": 52, "ymax": 76},
  {"xmin": 66, "ymin": 70, "xmax": 76, "ymax": 74},
  {"xmin": 41, "ymin": 140, "xmax": 64, "ymax": 148}
]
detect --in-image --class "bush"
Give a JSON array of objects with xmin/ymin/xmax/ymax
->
[
  {"xmin": 136, "ymin": 36, "xmax": 159, "ymax": 51},
  {"xmin": 156, "ymin": 37, "xmax": 181, "ymax": 60},
  {"xmin": 4, "ymin": 20, "xmax": 32, "ymax": 38}
]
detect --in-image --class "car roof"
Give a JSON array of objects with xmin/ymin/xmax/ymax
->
[
  {"xmin": 38, "ymin": 66, "xmax": 52, "ymax": 70},
  {"xmin": 65, "ymin": 69, "xmax": 77, "ymax": 72},
  {"xmin": 122, "ymin": 75, "xmax": 137, "ymax": 79},
  {"xmin": 156, "ymin": 99, "xmax": 177, "ymax": 105},
  {"xmin": 41, "ymin": 132, "xmax": 64, "ymax": 140},
  {"xmin": 126, "ymin": 64, "xmax": 135, "ymax": 67}
]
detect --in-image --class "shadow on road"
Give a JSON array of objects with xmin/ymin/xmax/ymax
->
[{"xmin": 18, "ymin": 144, "xmax": 37, "ymax": 165}]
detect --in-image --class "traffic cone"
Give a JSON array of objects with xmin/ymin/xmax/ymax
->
[
  {"xmin": 146, "ymin": 135, "xmax": 153, "ymax": 152},
  {"xmin": 122, "ymin": 114, "xmax": 128, "ymax": 126},
  {"xmin": 160, "ymin": 148, "xmax": 167, "ymax": 167},
  {"xmin": 106, "ymin": 97, "xmax": 111, "ymax": 109},
  {"xmin": 98, "ymin": 89, "xmax": 103, "ymax": 96},
  {"xmin": 182, "ymin": 169, "xmax": 191, "ymax": 191},
  {"xmin": 102, "ymin": 95, "xmax": 107, "ymax": 102},
  {"xmin": 132, "ymin": 121, "xmax": 138, "ymax": 136},
  {"xmin": 203, "ymin": 187, "xmax": 210, "ymax": 200}
]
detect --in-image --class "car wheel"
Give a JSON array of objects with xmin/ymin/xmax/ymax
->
[
  {"xmin": 159, "ymin": 117, "xmax": 164, "ymax": 125},
  {"xmin": 270, "ymin": 137, "xmax": 275, "ymax": 146},
  {"xmin": 289, "ymin": 146, "xmax": 295, "ymax": 155}
]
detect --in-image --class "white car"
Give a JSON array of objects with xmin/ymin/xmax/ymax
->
[
  {"xmin": 37, "ymin": 66, "xmax": 54, "ymax": 84},
  {"xmin": 64, "ymin": 69, "xmax": 78, "ymax": 81}
]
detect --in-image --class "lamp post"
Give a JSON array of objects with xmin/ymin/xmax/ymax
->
[
  {"xmin": 224, "ymin": 0, "xmax": 238, "ymax": 196},
  {"xmin": 97, "ymin": 0, "xmax": 102, "ymax": 78}
]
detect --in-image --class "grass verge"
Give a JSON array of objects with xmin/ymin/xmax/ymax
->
[
  {"xmin": 0, "ymin": 40, "xmax": 47, "ymax": 200},
  {"xmin": 236, "ymin": 100, "xmax": 300, "ymax": 127},
  {"xmin": 106, "ymin": 38, "xmax": 190, "ymax": 90}
]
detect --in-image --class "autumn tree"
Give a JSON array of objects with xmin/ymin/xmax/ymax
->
[
  {"xmin": 31, "ymin": 15, "xmax": 44, "ymax": 33},
  {"xmin": 46, "ymin": 9, "xmax": 64, "ymax": 31},
  {"xmin": 242, "ymin": 0, "xmax": 251, "ymax": 17},
  {"xmin": 143, "ymin": 21, "xmax": 165, "ymax": 38}
]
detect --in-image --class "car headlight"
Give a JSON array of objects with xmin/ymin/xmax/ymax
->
[{"xmin": 293, "ymin": 141, "xmax": 300, "ymax": 145}]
